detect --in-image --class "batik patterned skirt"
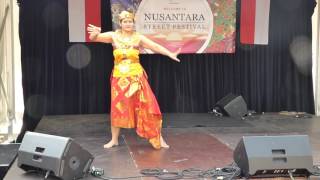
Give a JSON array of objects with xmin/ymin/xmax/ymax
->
[{"xmin": 110, "ymin": 71, "xmax": 162, "ymax": 149}]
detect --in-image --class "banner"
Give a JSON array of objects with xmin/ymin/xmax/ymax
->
[
  {"xmin": 240, "ymin": 0, "xmax": 270, "ymax": 45},
  {"xmin": 111, "ymin": 0, "xmax": 236, "ymax": 53},
  {"xmin": 68, "ymin": 0, "xmax": 101, "ymax": 42}
]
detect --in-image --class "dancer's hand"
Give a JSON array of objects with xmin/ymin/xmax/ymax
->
[
  {"xmin": 87, "ymin": 24, "xmax": 101, "ymax": 40},
  {"xmin": 169, "ymin": 48, "xmax": 181, "ymax": 62}
]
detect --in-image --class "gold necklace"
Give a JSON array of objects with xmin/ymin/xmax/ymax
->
[{"xmin": 116, "ymin": 31, "xmax": 136, "ymax": 49}]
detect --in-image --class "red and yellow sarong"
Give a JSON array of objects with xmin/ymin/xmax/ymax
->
[{"xmin": 110, "ymin": 48, "xmax": 162, "ymax": 149}]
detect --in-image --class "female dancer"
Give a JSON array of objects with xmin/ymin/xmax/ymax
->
[{"xmin": 87, "ymin": 11, "xmax": 180, "ymax": 149}]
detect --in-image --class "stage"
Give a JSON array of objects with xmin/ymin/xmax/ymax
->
[{"xmin": 4, "ymin": 113, "xmax": 320, "ymax": 179}]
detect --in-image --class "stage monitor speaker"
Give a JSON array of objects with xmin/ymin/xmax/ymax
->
[
  {"xmin": 233, "ymin": 135, "xmax": 313, "ymax": 178},
  {"xmin": 17, "ymin": 131, "xmax": 94, "ymax": 180},
  {"xmin": 214, "ymin": 93, "xmax": 248, "ymax": 118}
]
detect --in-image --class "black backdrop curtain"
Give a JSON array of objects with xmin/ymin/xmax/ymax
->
[{"xmin": 16, "ymin": 0, "xmax": 316, "ymax": 141}]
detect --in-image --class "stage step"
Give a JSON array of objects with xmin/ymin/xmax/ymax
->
[{"xmin": 0, "ymin": 143, "xmax": 20, "ymax": 179}]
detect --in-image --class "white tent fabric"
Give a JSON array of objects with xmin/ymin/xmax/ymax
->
[
  {"xmin": 0, "ymin": 3, "xmax": 11, "ymax": 125},
  {"xmin": 312, "ymin": 0, "xmax": 320, "ymax": 116},
  {"xmin": 0, "ymin": 0, "xmax": 22, "ymax": 142}
]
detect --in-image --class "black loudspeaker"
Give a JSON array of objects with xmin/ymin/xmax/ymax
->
[
  {"xmin": 233, "ymin": 135, "xmax": 314, "ymax": 178},
  {"xmin": 17, "ymin": 132, "xmax": 94, "ymax": 180},
  {"xmin": 214, "ymin": 94, "xmax": 248, "ymax": 118},
  {"xmin": 0, "ymin": 144, "xmax": 20, "ymax": 179}
]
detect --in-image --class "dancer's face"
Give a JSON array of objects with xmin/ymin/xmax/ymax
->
[{"xmin": 120, "ymin": 18, "xmax": 134, "ymax": 32}]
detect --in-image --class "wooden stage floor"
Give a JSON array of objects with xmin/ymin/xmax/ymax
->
[{"xmin": 4, "ymin": 113, "xmax": 320, "ymax": 179}]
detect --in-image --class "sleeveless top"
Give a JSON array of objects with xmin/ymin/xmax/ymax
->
[{"xmin": 112, "ymin": 30, "xmax": 144, "ymax": 77}]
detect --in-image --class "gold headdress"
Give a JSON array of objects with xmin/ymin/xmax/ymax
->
[{"xmin": 118, "ymin": 11, "xmax": 134, "ymax": 21}]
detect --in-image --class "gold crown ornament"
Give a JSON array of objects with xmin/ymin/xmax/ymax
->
[{"xmin": 119, "ymin": 11, "xmax": 134, "ymax": 21}]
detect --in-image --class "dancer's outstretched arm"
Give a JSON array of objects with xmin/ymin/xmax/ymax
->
[
  {"xmin": 87, "ymin": 24, "xmax": 113, "ymax": 43},
  {"xmin": 140, "ymin": 35, "xmax": 180, "ymax": 62}
]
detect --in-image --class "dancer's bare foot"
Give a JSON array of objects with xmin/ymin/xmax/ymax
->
[
  {"xmin": 103, "ymin": 140, "xmax": 119, "ymax": 148},
  {"xmin": 160, "ymin": 136, "xmax": 170, "ymax": 148}
]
